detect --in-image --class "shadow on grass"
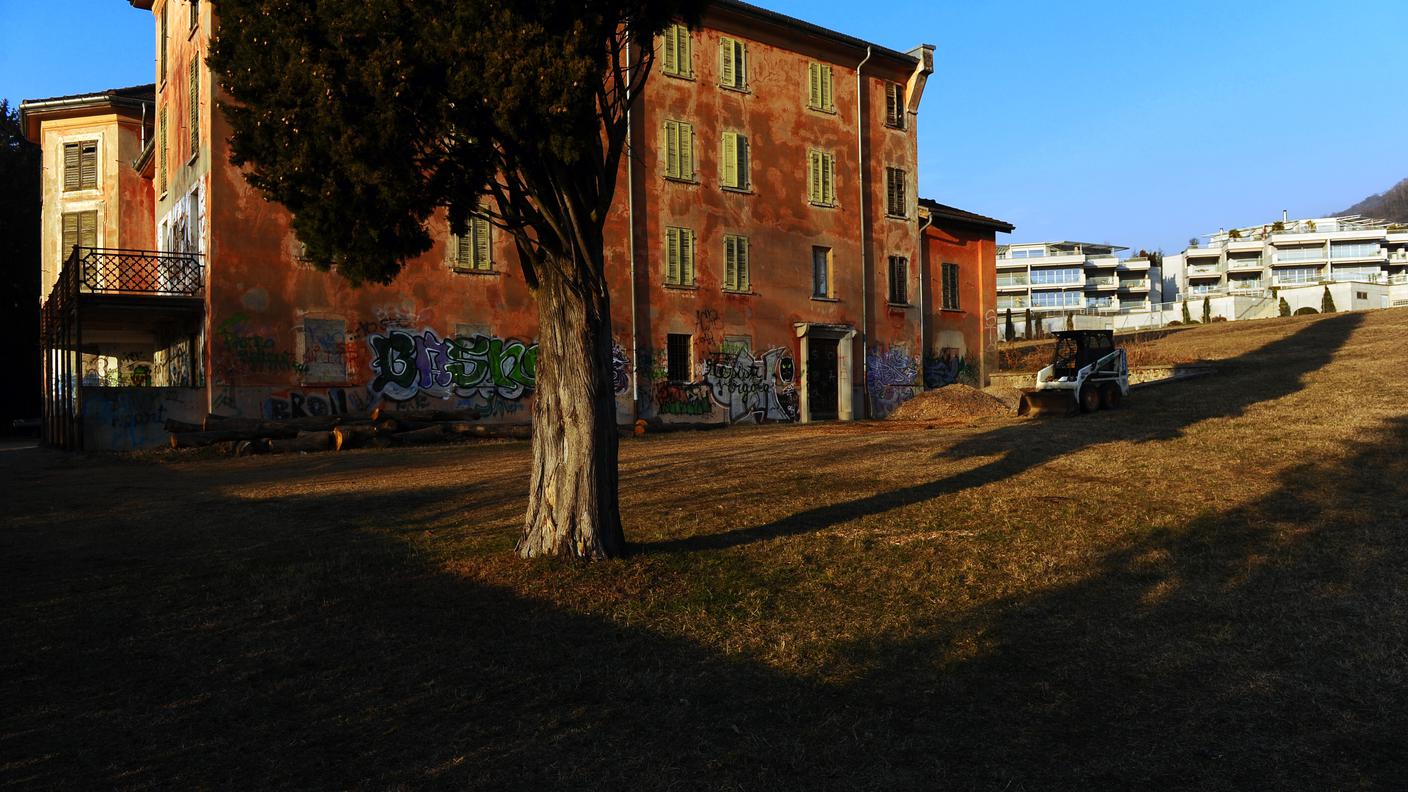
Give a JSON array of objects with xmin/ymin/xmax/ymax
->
[
  {"xmin": 642, "ymin": 313, "xmax": 1365, "ymax": 556},
  {"xmin": 5, "ymin": 312, "xmax": 1404, "ymax": 789}
]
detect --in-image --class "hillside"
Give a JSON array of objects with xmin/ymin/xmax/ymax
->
[{"xmin": 1338, "ymin": 177, "xmax": 1408, "ymax": 223}]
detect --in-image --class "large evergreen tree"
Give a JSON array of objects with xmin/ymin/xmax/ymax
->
[{"xmin": 211, "ymin": 0, "xmax": 706, "ymax": 558}]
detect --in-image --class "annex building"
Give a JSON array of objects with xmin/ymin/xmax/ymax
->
[{"xmin": 24, "ymin": 0, "xmax": 1012, "ymax": 450}]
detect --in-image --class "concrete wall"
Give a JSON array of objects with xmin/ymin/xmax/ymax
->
[
  {"xmin": 80, "ymin": 386, "xmax": 205, "ymax": 451},
  {"xmin": 921, "ymin": 221, "xmax": 998, "ymax": 388}
]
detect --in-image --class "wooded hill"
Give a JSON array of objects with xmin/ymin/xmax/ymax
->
[{"xmin": 1338, "ymin": 177, "xmax": 1408, "ymax": 223}]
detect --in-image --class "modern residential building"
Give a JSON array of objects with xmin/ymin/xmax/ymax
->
[
  {"xmin": 24, "ymin": 0, "xmax": 1009, "ymax": 450},
  {"xmin": 1180, "ymin": 213, "xmax": 1408, "ymax": 316},
  {"xmin": 995, "ymin": 241, "xmax": 1156, "ymax": 317}
]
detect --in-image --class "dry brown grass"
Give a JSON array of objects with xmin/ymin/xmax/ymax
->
[{"xmin": 4, "ymin": 309, "xmax": 1408, "ymax": 789}]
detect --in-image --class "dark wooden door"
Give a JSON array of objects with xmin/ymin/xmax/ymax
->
[{"xmin": 807, "ymin": 339, "xmax": 839, "ymax": 420}]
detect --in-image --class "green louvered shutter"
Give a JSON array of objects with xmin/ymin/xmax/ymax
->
[
  {"xmin": 663, "ymin": 27, "xmax": 677, "ymax": 74},
  {"xmin": 721, "ymin": 132, "xmax": 737, "ymax": 189},
  {"xmin": 680, "ymin": 123, "xmax": 694, "ymax": 180},
  {"xmin": 666, "ymin": 227, "xmax": 680, "ymax": 284},
  {"xmin": 823, "ymin": 154, "xmax": 835, "ymax": 204},
  {"xmin": 724, "ymin": 236, "xmax": 737, "ymax": 289},
  {"xmin": 189, "ymin": 56, "xmax": 199, "ymax": 157},
  {"xmin": 454, "ymin": 234, "xmax": 471, "ymax": 270},
  {"xmin": 739, "ymin": 237, "xmax": 749, "ymax": 291},
  {"xmin": 720, "ymin": 38, "xmax": 735, "ymax": 88},
  {"xmin": 808, "ymin": 63, "xmax": 820, "ymax": 108}
]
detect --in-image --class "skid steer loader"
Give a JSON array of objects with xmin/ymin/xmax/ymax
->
[{"xmin": 1017, "ymin": 330, "xmax": 1129, "ymax": 416}]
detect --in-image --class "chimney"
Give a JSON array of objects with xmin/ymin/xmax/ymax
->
[{"xmin": 1283, "ymin": 209, "xmax": 1289, "ymax": 223}]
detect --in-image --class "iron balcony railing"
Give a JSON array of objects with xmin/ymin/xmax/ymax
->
[{"xmin": 60, "ymin": 246, "xmax": 205, "ymax": 298}]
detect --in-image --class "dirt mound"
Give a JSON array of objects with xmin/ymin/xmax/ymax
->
[
  {"xmin": 982, "ymin": 386, "xmax": 1024, "ymax": 412},
  {"xmin": 885, "ymin": 384, "xmax": 1013, "ymax": 422}
]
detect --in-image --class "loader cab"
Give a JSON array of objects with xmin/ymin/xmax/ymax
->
[{"xmin": 1051, "ymin": 330, "xmax": 1115, "ymax": 379}]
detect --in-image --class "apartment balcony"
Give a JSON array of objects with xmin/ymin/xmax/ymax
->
[
  {"xmin": 1118, "ymin": 279, "xmax": 1150, "ymax": 292},
  {"xmin": 1227, "ymin": 257, "xmax": 1264, "ymax": 270},
  {"xmin": 1028, "ymin": 252, "xmax": 1086, "ymax": 266},
  {"xmin": 1224, "ymin": 238, "xmax": 1265, "ymax": 253},
  {"xmin": 1271, "ymin": 254, "xmax": 1326, "ymax": 267},
  {"xmin": 995, "ymin": 275, "xmax": 1029, "ymax": 290},
  {"xmin": 1085, "ymin": 275, "xmax": 1119, "ymax": 291},
  {"xmin": 1328, "ymin": 251, "xmax": 1385, "ymax": 265},
  {"xmin": 1118, "ymin": 259, "xmax": 1151, "ymax": 272},
  {"xmin": 1186, "ymin": 264, "xmax": 1223, "ymax": 279},
  {"xmin": 1085, "ymin": 256, "xmax": 1120, "ymax": 269},
  {"xmin": 996, "ymin": 257, "xmax": 1029, "ymax": 270},
  {"xmin": 1185, "ymin": 248, "xmax": 1221, "ymax": 261}
]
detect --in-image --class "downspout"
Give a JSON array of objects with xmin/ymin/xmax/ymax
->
[
  {"xmin": 917, "ymin": 209, "xmax": 933, "ymax": 391},
  {"xmin": 856, "ymin": 46, "xmax": 872, "ymax": 417},
  {"xmin": 625, "ymin": 36, "xmax": 640, "ymax": 416}
]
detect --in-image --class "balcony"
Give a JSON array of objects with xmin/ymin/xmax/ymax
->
[
  {"xmin": 1085, "ymin": 256, "xmax": 1120, "ymax": 269},
  {"xmin": 1185, "ymin": 248, "xmax": 1220, "ymax": 260},
  {"xmin": 1085, "ymin": 275, "xmax": 1118, "ymax": 291},
  {"xmin": 1028, "ymin": 252, "xmax": 1087, "ymax": 266},
  {"xmin": 1187, "ymin": 264, "xmax": 1223, "ymax": 278},
  {"xmin": 995, "ymin": 275, "xmax": 1029, "ymax": 290},
  {"xmin": 1118, "ymin": 259, "xmax": 1151, "ymax": 272},
  {"xmin": 1118, "ymin": 278, "xmax": 1150, "ymax": 292},
  {"xmin": 1227, "ymin": 257, "xmax": 1264, "ymax": 270}
]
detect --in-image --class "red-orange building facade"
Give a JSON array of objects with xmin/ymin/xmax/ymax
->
[{"xmin": 28, "ymin": 0, "xmax": 1012, "ymax": 449}]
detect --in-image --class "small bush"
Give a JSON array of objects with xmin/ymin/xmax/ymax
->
[
  {"xmin": 1294, "ymin": 307, "xmax": 1319, "ymax": 316},
  {"xmin": 1279, "ymin": 297, "xmax": 1291, "ymax": 317}
]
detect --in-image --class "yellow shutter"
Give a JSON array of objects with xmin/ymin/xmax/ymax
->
[
  {"xmin": 721, "ymin": 132, "xmax": 737, "ymax": 188},
  {"xmin": 680, "ymin": 122, "xmax": 694, "ymax": 180},
  {"xmin": 739, "ymin": 237, "xmax": 749, "ymax": 291},
  {"xmin": 682, "ymin": 229, "xmax": 695, "ymax": 284},
  {"xmin": 79, "ymin": 211, "xmax": 98, "ymax": 249},
  {"xmin": 666, "ymin": 227, "xmax": 680, "ymax": 284},
  {"xmin": 821, "ymin": 65, "xmax": 833, "ymax": 110},
  {"xmin": 720, "ymin": 38, "xmax": 735, "ymax": 87},
  {"xmin": 189, "ymin": 56, "xmax": 199, "ymax": 157},
  {"xmin": 681, "ymin": 27, "xmax": 691, "ymax": 76},
  {"xmin": 63, "ymin": 143, "xmax": 80, "ymax": 191},
  {"xmin": 808, "ymin": 63, "xmax": 820, "ymax": 108},
  {"xmin": 62, "ymin": 213, "xmax": 78, "ymax": 255},
  {"xmin": 472, "ymin": 217, "xmax": 491, "ymax": 269},
  {"xmin": 159, "ymin": 109, "xmax": 168, "ymax": 194},
  {"xmin": 663, "ymin": 27, "xmax": 676, "ymax": 74},
  {"xmin": 724, "ymin": 236, "xmax": 737, "ymax": 289},
  {"xmin": 664, "ymin": 122, "xmax": 678, "ymax": 178},
  {"xmin": 737, "ymin": 135, "xmax": 748, "ymax": 189},
  {"xmin": 823, "ymin": 153, "xmax": 835, "ymax": 205}
]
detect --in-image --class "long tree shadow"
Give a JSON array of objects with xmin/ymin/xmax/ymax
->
[
  {"xmin": 642, "ymin": 313, "xmax": 1365, "ymax": 555},
  {"xmin": 3, "ymin": 402, "xmax": 1405, "ymax": 789}
]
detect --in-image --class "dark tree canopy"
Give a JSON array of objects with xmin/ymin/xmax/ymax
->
[
  {"xmin": 210, "ymin": 0, "xmax": 704, "ymax": 286},
  {"xmin": 0, "ymin": 100, "xmax": 42, "ymax": 427}
]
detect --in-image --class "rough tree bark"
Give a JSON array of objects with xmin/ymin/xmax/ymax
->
[{"xmin": 516, "ymin": 248, "xmax": 625, "ymax": 559}]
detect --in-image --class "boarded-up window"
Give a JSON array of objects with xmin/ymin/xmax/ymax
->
[
  {"xmin": 723, "ymin": 234, "xmax": 750, "ymax": 292},
  {"xmin": 885, "ymin": 82, "xmax": 905, "ymax": 129},
  {"xmin": 662, "ymin": 24, "xmax": 692, "ymax": 77},
  {"xmin": 452, "ymin": 216, "xmax": 493, "ymax": 272},
  {"xmin": 301, "ymin": 317, "xmax": 347, "ymax": 383},
  {"xmin": 807, "ymin": 62, "xmax": 834, "ymax": 111},
  {"xmin": 719, "ymin": 37, "xmax": 746, "ymax": 90},
  {"xmin": 888, "ymin": 256, "xmax": 909, "ymax": 304},
  {"xmin": 663, "ymin": 120, "xmax": 695, "ymax": 181},
  {"xmin": 807, "ymin": 149, "xmax": 836, "ymax": 206},
  {"xmin": 720, "ymin": 131, "xmax": 749, "ymax": 190},
  {"xmin": 886, "ymin": 167, "xmax": 907, "ymax": 217},
  {"xmin": 666, "ymin": 333, "xmax": 692, "ymax": 382},
  {"xmin": 63, "ymin": 141, "xmax": 98, "ymax": 191},
  {"xmin": 665, "ymin": 226, "xmax": 695, "ymax": 286},
  {"xmin": 942, "ymin": 262, "xmax": 961, "ymax": 310},
  {"xmin": 189, "ymin": 56, "xmax": 200, "ymax": 158},
  {"xmin": 61, "ymin": 211, "xmax": 98, "ymax": 256}
]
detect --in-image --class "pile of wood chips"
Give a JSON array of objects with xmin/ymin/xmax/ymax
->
[
  {"xmin": 164, "ymin": 407, "xmax": 531, "ymax": 456},
  {"xmin": 884, "ymin": 384, "xmax": 1014, "ymax": 423}
]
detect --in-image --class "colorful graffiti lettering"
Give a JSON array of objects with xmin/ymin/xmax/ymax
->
[
  {"xmin": 924, "ymin": 348, "xmax": 966, "ymax": 388},
  {"xmin": 868, "ymin": 346, "xmax": 920, "ymax": 418},
  {"xmin": 701, "ymin": 347, "xmax": 798, "ymax": 423},
  {"xmin": 655, "ymin": 382, "xmax": 713, "ymax": 416},
  {"xmin": 612, "ymin": 341, "xmax": 631, "ymax": 396},
  {"xmin": 216, "ymin": 313, "xmax": 306, "ymax": 377},
  {"xmin": 263, "ymin": 387, "xmax": 370, "ymax": 420},
  {"xmin": 367, "ymin": 328, "xmax": 538, "ymax": 402}
]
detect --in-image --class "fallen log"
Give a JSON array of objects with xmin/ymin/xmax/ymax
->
[
  {"xmin": 389, "ymin": 425, "xmax": 450, "ymax": 445},
  {"xmin": 266, "ymin": 431, "xmax": 333, "ymax": 454},
  {"xmin": 164, "ymin": 419, "xmax": 204, "ymax": 434},
  {"xmin": 332, "ymin": 424, "xmax": 379, "ymax": 451},
  {"xmin": 370, "ymin": 406, "xmax": 480, "ymax": 424},
  {"xmin": 170, "ymin": 429, "xmax": 259, "ymax": 449}
]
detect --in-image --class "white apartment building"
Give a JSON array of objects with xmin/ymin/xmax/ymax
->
[
  {"xmin": 1180, "ymin": 214, "xmax": 1408, "ymax": 311},
  {"xmin": 996, "ymin": 241, "xmax": 1156, "ymax": 317}
]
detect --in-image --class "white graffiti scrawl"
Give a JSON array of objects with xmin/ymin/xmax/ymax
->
[{"xmin": 701, "ymin": 347, "xmax": 798, "ymax": 423}]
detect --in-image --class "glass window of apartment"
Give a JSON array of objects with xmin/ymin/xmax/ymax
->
[
  {"xmin": 719, "ymin": 37, "xmax": 747, "ymax": 90},
  {"xmin": 189, "ymin": 56, "xmax": 200, "ymax": 159},
  {"xmin": 664, "ymin": 226, "xmax": 695, "ymax": 286},
  {"xmin": 1277, "ymin": 244, "xmax": 1325, "ymax": 262},
  {"xmin": 885, "ymin": 167, "xmax": 907, "ymax": 218},
  {"xmin": 941, "ymin": 262, "xmax": 960, "ymax": 310},
  {"xmin": 807, "ymin": 62, "xmax": 834, "ymax": 111},
  {"xmin": 720, "ymin": 131, "xmax": 749, "ymax": 191},
  {"xmin": 888, "ymin": 256, "xmax": 909, "ymax": 304},
  {"xmin": 1330, "ymin": 241, "xmax": 1379, "ymax": 259},
  {"xmin": 723, "ymin": 234, "xmax": 750, "ymax": 292},
  {"xmin": 663, "ymin": 120, "xmax": 696, "ymax": 181},
  {"xmin": 807, "ymin": 149, "xmax": 836, "ymax": 206},
  {"xmin": 666, "ymin": 334, "xmax": 692, "ymax": 381},
  {"xmin": 1030, "ymin": 267, "xmax": 1081, "ymax": 285},
  {"xmin": 63, "ymin": 140, "xmax": 98, "ymax": 191},
  {"xmin": 1031, "ymin": 290, "xmax": 1081, "ymax": 308},
  {"xmin": 451, "ymin": 216, "xmax": 493, "ymax": 273},
  {"xmin": 662, "ymin": 24, "xmax": 692, "ymax": 78},
  {"xmin": 997, "ymin": 295, "xmax": 1027, "ymax": 310},
  {"xmin": 1331, "ymin": 265, "xmax": 1381, "ymax": 282},
  {"xmin": 812, "ymin": 246, "xmax": 832, "ymax": 298},
  {"xmin": 61, "ymin": 210, "xmax": 98, "ymax": 254},
  {"xmin": 1274, "ymin": 266, "xmax": 1320, "ymax": 286},
  {"xmin": 884, "ymin": 82, "xmax": 905, "ymax": 129}
]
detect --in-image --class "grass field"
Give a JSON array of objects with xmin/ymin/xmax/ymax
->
[{"xmin": 4, "ymin": 309, "xmax": 1407, "ymax": 790}]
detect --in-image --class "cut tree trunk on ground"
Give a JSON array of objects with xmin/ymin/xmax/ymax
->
[
  {"xmin": 171, "ymin": 430, "xmax": 261, "ymax": 449},
  {"xmin": 369, "ymin": 407, "xmax": 480, "ymax": 424},
  {"xmin": 202, "ymin": 414, "xmax": 347, "ymax": 433},
  {"xmin": 517, "ymin": 261, "xmax": 625, "ymax": 559},
  {"xmin": 265, "ymin": 431, "xmax": 334, "ymax": 454},
  {"xmin": 164, "ymin": 419, "xmax": 204, "ymax": 434},
  {"xmin": 388, "ymin": 425, "xmax": 449, "ymax": 445}
]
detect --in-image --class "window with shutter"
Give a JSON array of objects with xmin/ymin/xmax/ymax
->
[
  {"xmin": 807, "ymin": 63, "xmax": 834, "ymax": 111},
  {"xmin": 451, "ymin": 216, "xmax": 493, "ymax": 272},
  {"xmin": 942, "ymin": 263, "xmax": 961, "ymax": 310},
  {"xmin": 160, "ymin": 2, "xmax": 168, "ymax": 83},
  {"xmin": 663, "ymin": 120, "xmax": 695, "ymax": 181},
  {"xmin": 62, "ymin": 211, "xmax": 98, "ymax": 256},
  {"xmin": 722, "ymin": 235, "xmax": 750, "ymax": 292},
  {"xmin": 721, "ymin": 132, "xmax": 748, "ymax": 190},
  {"xmin": 812, "ymin": 247, "xmax": 832, "ymax": 298},
  {"xmin": 159, "ymin": 109, "xmax": 168, "ymax": 195},
  {"xmin": 719, "ymin": 37, "xmax": 746, "ymax": 90},
  {"xmin": 665, "ymin": 227, "xmax": 695, "ymax": 286},
  {"xmin": 885, "ymin": 168, "xmax": 907, "ymax": 218},
  {"xmin": 885, "ymin": 83, "xmax": 906, "ymax": 129},
  {"xmin": 190, "ymin": 0, "xmax": 199, "ymax": 30},
  {"xmin": 808, "ymin": 150, "xmax": 836, "ymax": 206},
  {"xmin": 189, "ymin": 56, "xmax": 200, "ymax": 159},
  {"xmin": 663, "ymin": 24, "xmax": 691, "ymax": 78},
  {"xmin": 888, "ymin": 256, "xmax": 909, "ymax": 304},
  {"xmin": 63, "ymin": 142, "xmax": 98, "ymax": 191}
]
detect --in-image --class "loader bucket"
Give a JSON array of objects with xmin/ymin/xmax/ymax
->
[{"xmin": 1018, "ymin": 389, "xmax": 1077, "ymax": 417}]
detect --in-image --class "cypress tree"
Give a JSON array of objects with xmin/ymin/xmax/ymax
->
[
  {"xmin": 1024, "ymin": 308, "xmax": 1034, "ymax": 339},
  {"xmin": 1322, "ymin": 286, "xmax": 1337, "ymax": 313},
  {"xmin": 1182, "ymin": 300, "xmax": 1192, "ymax": 324},
  {"xmin": 1004, "ymin": 308, "xmax": 1015, "ymax": 342},
  {"xmin": 1202, "ymin": 297, "xmax": 1212, "ymax": 324},
  {"xmin": 1279, "ymin": 297, "xmax": 1291, "ymax": 317}
]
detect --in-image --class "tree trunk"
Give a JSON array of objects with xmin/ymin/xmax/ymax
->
[{"xmin": 517, "ymin": 255, "xmax": 625, "ymax": 559}]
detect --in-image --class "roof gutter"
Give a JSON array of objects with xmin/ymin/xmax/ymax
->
[{"xmin": 856, "ymin": 45, "xmax": 872, "ymax": 417}]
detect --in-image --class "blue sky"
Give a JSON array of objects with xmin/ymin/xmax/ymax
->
[{"xmin": 4, "ymin": 0, "xmax": 1405, "ymax": 254}]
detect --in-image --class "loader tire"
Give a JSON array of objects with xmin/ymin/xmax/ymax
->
[
  {"xmin": 1079, "ymin": 383, "xmax": 1102, "ymax": 413},
  {"xmin": 1100, "ymin": 384, "xmax": 1123, "ymax": 410}
]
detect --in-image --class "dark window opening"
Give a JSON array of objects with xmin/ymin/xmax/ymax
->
[
  {"xmin": 666, "ymin": 334, "xmax": 692, "ymax": 382},
  {"xmin": 812, "ymin": 246, "xmax": 830, "ymax": 297},
  {"xmin": 888, "ymin": 256, "xmax": 909, "ymax": 304},
  {"xmin": 941, "ymin": 262, "xmax": 960, "ymax": 310}
]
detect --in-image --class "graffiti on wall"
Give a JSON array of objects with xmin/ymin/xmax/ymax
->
[
  {"xmin": 263, "ymin": 387, "xmax": 371, "ymax": 420},
  {"xmin": 302, "ymin": 318, "xmax": 349, "ymax": 383},
  {"xmin": 612, "ymin": 341, "xmax": 631, "ymax": 396},
  {"xmin": 701, "ymin": 346, "xmax": 799, "ymax": 423},
  {"xmin": 367, "ymin": 328, "xmax": 538, "ymax": 403},
  {"xmin": 867, "ymin": 346, "xmax": 919, "ymax": 418},
  {"xmin": 655, "ymin": 382, "xmax": 713, "ymax": 415},
  {"xmin": 924, "ymin": 348, "xmax": 967, "ymax": 388},
  {"xmin": 216, "ymin": 313, "xmax": 306, "ymax": 378}
]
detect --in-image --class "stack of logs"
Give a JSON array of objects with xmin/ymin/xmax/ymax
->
[{"xmin": 165, "ymin": 407, "xmax": 532, "ymax": 455}]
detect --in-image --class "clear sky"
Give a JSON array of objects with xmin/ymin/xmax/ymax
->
[{"xmin": 4, "ymin": 0, "xmax": 1406, "ymax": 254}]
